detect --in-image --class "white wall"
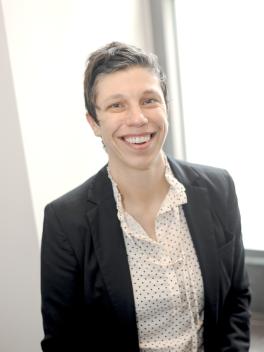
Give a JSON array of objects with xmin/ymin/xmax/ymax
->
[
  {"xmin": 2, "ymin": 0, "xmax": 153, "ymax": 243},
  {"xmin": 0, "ymin": 2, "xmax": 42, "ymax": 351},
  {"xmin": 1, "ymin": 1, "xmax": 152, "ymax": 351}
]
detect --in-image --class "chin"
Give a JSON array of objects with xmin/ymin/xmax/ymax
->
[{"xmin": 126, "ymin": 154, "xmax": 163, "ymax": 171}]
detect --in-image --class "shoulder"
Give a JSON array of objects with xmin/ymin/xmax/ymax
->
[
  {"xmin": 42, "ymin": 165, "xmax": 111, "ymax": 255},
  {"xmin": 168, "ymin": 156, "xmax": 233, "ymax": 188},
  {"xmin": 168, "ymin": 156, "xmax": 240, "ymax": 229},
  {"xmin": 44, "ymin": 164, "xmax": 109, "ymax": 217},
  {"xmin": 168, "ymin": 156, "xmax": 238, "ymax": 215}
]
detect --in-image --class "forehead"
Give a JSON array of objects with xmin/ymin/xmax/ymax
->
[{"xmin": 95, "ymin": 67, "xmax": 162, "ymax": 101}]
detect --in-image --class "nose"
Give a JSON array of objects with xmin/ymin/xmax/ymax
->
[{"xmin": 126, "ymin": 104, "xmax": 148, "ymax": 127}]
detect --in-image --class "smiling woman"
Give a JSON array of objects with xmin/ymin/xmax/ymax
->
[
  {"xmin": 41, "ymin": 42, "xmax": 251, "ymax": 352},
  {"xmin": 86, "ymin": 66, "xmax": 168, "ymax": 176}
]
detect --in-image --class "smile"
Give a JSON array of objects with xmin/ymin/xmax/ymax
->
[{"xmin": 123, "ymin": 133, "xmax": 154, "ymax": 145}]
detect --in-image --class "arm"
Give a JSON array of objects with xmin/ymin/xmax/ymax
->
[
  {"xmin": 41, "ymin": 204, "xmax": 84, "ymax": 352},
  {"xmin": 218, "ymin": 173, "xmax": 251, "ymax": 351}
]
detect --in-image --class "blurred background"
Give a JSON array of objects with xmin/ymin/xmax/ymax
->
[{"xmin": 0, "ymin": 0, "xmax": 263, "ymax": 350}]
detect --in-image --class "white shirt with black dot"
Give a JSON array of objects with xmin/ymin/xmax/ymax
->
[{"xmin": 108, "ymin": 158, "xmax": 204, "ymax": 352}]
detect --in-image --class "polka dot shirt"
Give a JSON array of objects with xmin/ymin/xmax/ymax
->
[{"xmin": 108, "ymin": 158, "xmax": 204, "ymax": 352}]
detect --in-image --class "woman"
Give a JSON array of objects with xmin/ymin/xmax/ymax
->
[{"xmin": 41, "ymin": 42, "xmax": 251, "ymax": 351}]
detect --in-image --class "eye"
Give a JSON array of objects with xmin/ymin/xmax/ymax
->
[
  {"xmin": 142, "ymin": 97, "xmax": 159, "ymax": 106},
  {"xmin": 144, "ymin": 98, "xmax": 155, "ymax": 104},
  {"xmin": 107, "ymin": 101, "xmax": 125, "ymax": 112},
  {"xmin": 111, "ymin": 102, "xmax": 122, "ymax": 108}
]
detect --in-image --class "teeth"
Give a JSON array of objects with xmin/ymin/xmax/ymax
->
[{"xmin": 124, "ymin": 135, "xmax": 151, "ymax": 144}]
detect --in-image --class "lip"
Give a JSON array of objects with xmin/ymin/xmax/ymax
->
[{"xmin": 119, "ymin": 132, "xmax": 156, "ymax": 150}]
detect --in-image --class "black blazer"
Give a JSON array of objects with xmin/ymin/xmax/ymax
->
[{"xmin": 41, "ymin": 157, "xmax": 251, "ymax": 352}]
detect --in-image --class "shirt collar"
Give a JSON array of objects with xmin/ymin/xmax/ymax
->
[
  {"xmin": 107, "ymin": 155, "xmax": 188, "ymax": 216},
  {"xmin": 163, "ymin": 156, "xmax": 187, "ymax": 207}
]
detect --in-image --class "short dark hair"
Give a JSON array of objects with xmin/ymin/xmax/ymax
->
[{"xmin": 84, "ymin": 41, "xmax": 167, "ymax": 123}]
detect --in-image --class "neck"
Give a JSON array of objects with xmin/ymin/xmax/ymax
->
[{"xmin": 109, "ymin": 153, "xmax": 168, "ymax": 204}]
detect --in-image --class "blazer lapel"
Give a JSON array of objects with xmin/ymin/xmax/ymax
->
[
  {"xmin": 183, "ymin": 185, "xmax": 219, "ymax": 324},
  {"xmin": 168, "ymin": 158, "xmax": 220, "ymax": 326},
  {"xmin": 85, "ymin": 167, "xmax": 139, "ymax": 350}
]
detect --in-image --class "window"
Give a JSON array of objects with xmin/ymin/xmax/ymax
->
[{"xmin": 174, "ymin": 0, "xmax": 264, "ymax": 250}]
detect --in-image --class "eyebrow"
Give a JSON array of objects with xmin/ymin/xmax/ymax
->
[
  {"xmin": 103, "ymin": 94, "xmax": 125, "ymax": 103},
  {"xmin": 103, "ymin": 89, "xmax": 161, "ymax": 102},
  {"xmin": 142, "ymin": 89, "xmax": 161, "ymax": 96}
]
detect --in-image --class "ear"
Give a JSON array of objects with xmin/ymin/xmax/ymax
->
[{"xmin": 86, "ymin": 113, "xmax": 101, "ymax": 137}]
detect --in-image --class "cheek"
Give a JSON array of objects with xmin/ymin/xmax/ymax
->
[
  {"xmin": 100, "ymin": 121, "xmax": 120, "ymax": 141},
  {"xmin": 160, "ymin": 115, "xmax": 169, "ymax": 139},
  {"xmin": 158, "ymin": 112, "xmax": 168, "ymax": 130}
]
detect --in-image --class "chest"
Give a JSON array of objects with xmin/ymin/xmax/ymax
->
[{"xmin": 121, "ymin": 207, "xmax": 205, "ymax": 350}]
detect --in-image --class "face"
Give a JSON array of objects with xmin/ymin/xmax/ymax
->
[{"xmin": 87, "ymin": 66, "xmax": 168, "ymax": 175}]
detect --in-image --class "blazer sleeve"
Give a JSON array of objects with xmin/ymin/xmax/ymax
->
[
  {"xmin": 40, "ymin": 203, "xmax": 85, "ymax": 352},
  {"xmin": 218, "ymin": 172, "xmax": 251, "ymax": 351}
]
